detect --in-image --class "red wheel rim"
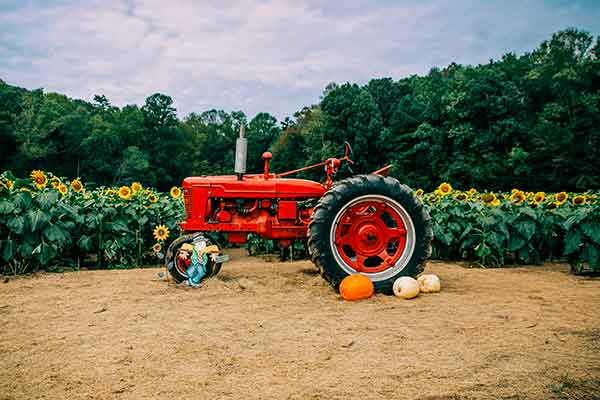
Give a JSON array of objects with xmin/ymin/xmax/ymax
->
[{"xmin": 333, "ymin": 198, "xmax": 409, "ymax": 274}]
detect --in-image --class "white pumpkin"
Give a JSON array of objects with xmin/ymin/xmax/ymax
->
[
  {"xmin": 417, "ymin": 274, "xmax": 441, "ymax": 293},
  {"xmin": 392, "ymin": 277, "xmax": 420, "ymax": 299}
]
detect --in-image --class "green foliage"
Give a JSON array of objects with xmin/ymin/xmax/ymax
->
[{"xmin": 0, "ymin": 171, "xmax": 183, "ymax": 274}]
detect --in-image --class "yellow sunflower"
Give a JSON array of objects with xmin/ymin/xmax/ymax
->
[
  {"xmin": 510, "ymin": 191, "xmax": 526, "ymax": 205},
  {"xmin": 533, "ymin": 192, "xmax": 545, "ymax": 203},
  {"xmin": 153, "ymin": 225, "xmax": 170, "ymax": 241},
  {"xmin": 491, "ymin": 198, "xmax": 501, "ymax": 207},
  {"xmin": 118, "ymin": 186, "xmax": 132, "ymax": 200},
  {"xmin": 555, "ymin": 192, "xmax": 568, "ymax": 204},
  {"xmin": 131, "ymin": 182, "xmax": 142, "ymax": 193},
  {"xmin": 437, "ymin": 182, "xmax": 452, "ymax": 196},
  {"xmin": 572, "ymin": 195, "xmax": 586, "ymax": 205},
  {"xmin": 415, "ymin": 188, "xmax": 424, "ymax": 197},
  {"xmin": 30, "ymin": 170, "xmax": 48, "ymax": 189},
  {"xmin": 0, "ymin": 178, "xmax": 13, "ymax": 191},
  {"xmin": 151, "ymin": 242, "xmax": 162, "ymax": 253},
  {"xmin": 71, "ymin": 179, "xmax": 84, "ymax": 193},
  {"xmin": 170, "ymin": 186, "xmax": 182, "ymax": 199},
  {"xmin": 50, "ymin": 176, "xmax": 61, "ymax": 189},
  {"xmin": 481, "ymin": 192, "xmax": 497, "ymax": 205},
  {"xmin": 547, "ymin": 202, "xmax": 560, "ymax": 210},
  {"xmin": 467, "ymin": 188, "xmax": 477, "ymax": 196},
  {"xmin": 148, "ymin": 193, "xmax": 158, "ymax": 203},
  {"xmin": 454, "ymin": 192, "xmax": 468, "ymax": 201},
  {"xmin": 57, "ymin": 184, "xmax": 68, "ymax": 196}
]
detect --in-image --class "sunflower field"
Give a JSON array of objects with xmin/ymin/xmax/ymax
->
[
  {"xmin": 0, "ymin": 171, "xmax": 599, "ymax": 275},
  {"xmin": 0, "ymin": 170, "xmax": 183, "ymax": 275}
]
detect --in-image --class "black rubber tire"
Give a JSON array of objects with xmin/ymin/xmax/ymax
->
[
  {"xmin": 308, "ymin": 174, "xmax": 432, "ymax": 293},
  {"xmin": 165, "ymin": 233, "xmax": 222, "ymax": 283}
]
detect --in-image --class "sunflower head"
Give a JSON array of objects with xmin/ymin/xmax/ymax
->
[
  {"xmin": 510, "ymin": 191, "xmax": 526, "ymax": 205},
  {"xmin": 481, "ymin": 193, "xmax": 497, "ymax": 205},
  {"xmin": 467, "ymin": 188, "xmax": 477, "ymax": 196},
  {"xmin": 491, "ymin": 198, "xmax": 501, "ymax": 207},
  {"xmin": 0, "ymin": 178, "xmax": 13, "ymax": 192},
  {"xmin": 438, "ymin": 182, "xmax": 452, "ymax": 196},
  {"xmin": 547, "ymin": 202, "xmax": 559, "ymax": 210},
  {"xmin": 415, "ymin": 188, "xmax": 424, "ymax": 197},
  {"xmin": 58, "ymin": 184, "xmax": 68, "ymax": 196},
  {"xmin": 153, "ymin": 224, "xmax": 170, "ymax": 241},
  {"xmin": 71, "ymin": 179, "xmax": 84, "ymax": 193},
  {"xmin": 30, "ymin": 170, "xmax": 48, "ymax": 189},
  {"xmin": 131, "ymin": 182, "xmax": 142, "ymax": 193},
  {"xmin": 170, "ymin": 186, "xmax": 182, "ymax": 199},
  {"xmin": 555, "ymin": 192, "xmax": 568, "ymax": 203},
  {"xmin": 118, "ymin": 186, "xmax": 132, "ymax": 200},
  {"xmin": 454, "ymin": 192, "xmax": 468, "ymax": 201},
  {"xmin": 50, "ymin": 176, "xmax": 61, "ymax": 189},
  {"xmin": 572, "ymin": 195, "xmax": 586, "ymax": 205},
  {"xmin": 151, "ymin": 242, "xmax": 162, "ymax": 253},
  {"xmin": 148, "ymin": 193, "xmax": 158, "ymax": 203},
  {"xmin": 533, "ymin": 192, "xmax": 545, "ymax": 203}
]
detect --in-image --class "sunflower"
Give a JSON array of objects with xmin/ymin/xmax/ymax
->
[
  {"xmin": 50, "ymin": 176, "xmax": 61, "ymax": 189},
  {"xmin": 57, "ymin": 184, "xmax": 68, "ymax": 196},
  {"xmin": 151, "ymin": 242, "xmax": 162, "ymax": 253},
  {"xmin": 572, "ymin": 195, "xmax": 586, "ymax": 205},
  {"xmin": 118, "ymin": 186, "xmax": 132, "ymax": 200},
  {"xmin": 131, "ymin": 182, "xmax": 142, "ymax": 193},
  {"xmin": 510, "ymin": 190, "xmax": 526, "ymax": 205},
  {"xmin": 555, "ymin": 192, "xmax": 568, "ymax": 204},
  {"xmin": 425, "ymin": 193, "xmax": 439, "ymax": 204},
  {"xmin": 481, "ymin": 193, "xmax": 497, "ymax": 205},
  {"xmin": 0, "ymin": 178, "xmax": 13, "ymax": 191},
  {"xmin": 170, "ymin": 186, "xmax": 182, "ymax": 199},
  {"xmin": 71, "ymin": 179, "xmax": 84, "ymax": 193},
  {"xmin": 153, "ymin": 224, "xmax": 170, "ymax": 241},
  {"xmin": 30, "ymin": 170, "xmax": 48, "ymax": 189},
  {"xmin": 467, "ymin": 188, "xmax": 477, "ymax": 196},
  {"xmin": 454, "ymin": 192, "xmax": 468, "ymax": 201},
  {"xmin": 533, "ymin": 192, "xmax": 545, "ymax": 203},
  {"xmin": 148, "ymin": 193, "xmax": 158, "ymax": 203},
  {"xmin": 491, "ymin": 198, "xmax": 501, "ymax": 207},
  {"xmin": 415, "ymin": 188, "xmax": 424, "ymax": 197},
  {"xmin": 438, "ymin": 182, "xmax": 452, "ymax": 196}
]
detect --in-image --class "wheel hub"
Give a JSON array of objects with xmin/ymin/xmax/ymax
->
[{"xmin": 332, "ymin": 197, "xmax": 413, "ymax": 275}]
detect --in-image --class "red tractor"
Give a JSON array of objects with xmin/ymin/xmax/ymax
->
[{"xmin": 166, "ymin": 127, "xmax": 432, "ymax": 293}]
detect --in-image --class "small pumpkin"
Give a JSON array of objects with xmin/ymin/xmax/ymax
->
[
  {"xmin": 339, "ymin": 274, "xmax": 374, "ymax": 301},
  {"xmin": 417, "ymin": 274, "xmax": 441, "ymax": 293},
  {"xmin": 392, "ymin": 277, "xmax": 420, "ymax": 299}
]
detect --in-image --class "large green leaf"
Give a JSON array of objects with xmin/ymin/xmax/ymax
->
[
  {"xmin": 13, "ymin": 191, "xmax": 32, "ymax": 210},
  {"xmin": 39, "ymin": 243, "xmax": 57, "ymax": 265},
  {"xmin": 27, "ymin": 209, "xmax": 50, "ymax": 232},
  {"xmin": 580, "ymin": 244, "xmax": 599, "ymax": 267},
  {"xmin": 580, "ymin": 222, "xmax": 600, "ymax": 245},
  {"xmin": 78, "ymin": 235, "xmax": 94, "ymax": 251},
  {"xmin": 7, "ymin": 215, "xmax": 25, "ymax": 234},
  {"xmin": 507, "ymin": 235, "xmax": 527, "ymax": 251},
  {"xmin": 517, "ymin": 221, "xmax": 537, "ymax": 241},
  {"xmin": 564, "ymin": 231, "xmax": 582, "ymax": 255},
  {"xmin": 1, "ymin": 240, "xmax": 15, "ymax": 262},
  {"xmin": 43, "ymin": 225, "xmax": 68, "ymax": 245},
  {"xmin": 0, "ymin": 200, "xmax": 15, "ymax": 215},
  {"xmin": 35, "ymin": 191, "xmax": 58, "ymax": 210},
  {"xmin": 19, "ymin": 242, "xmax": 34, "ymax": 258}
]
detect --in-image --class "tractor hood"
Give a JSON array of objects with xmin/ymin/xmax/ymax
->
[{"xmin": 182, "ymin": 174, "xmax": 326, "ymax": 199}]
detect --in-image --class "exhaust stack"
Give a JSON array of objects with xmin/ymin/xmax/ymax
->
[{"xmin": 234, "ymin": 124, "xmax": 247, "ymax": 180}]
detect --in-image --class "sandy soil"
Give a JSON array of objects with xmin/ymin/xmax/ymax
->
[{"xmin": 1, "ymin": 249, "xmax": 599, "ymax": 400}]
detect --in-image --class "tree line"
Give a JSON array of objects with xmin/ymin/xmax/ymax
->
[{"xmin": 1, "ymin": 28, "xmax": 598, "ymax": 192}]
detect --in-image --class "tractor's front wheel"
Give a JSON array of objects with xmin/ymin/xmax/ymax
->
[
  {"xmin": 308, "ymin": 175, "xmax": 432, "ymax": 293},
  {"xmin": 165, "ymin": 233, "xmax": 222, "ymax": 283}
]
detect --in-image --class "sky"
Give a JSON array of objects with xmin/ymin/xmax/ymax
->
[{"xmin": 1, "ymin": 0, "xmax": 599, "ymax": 120}]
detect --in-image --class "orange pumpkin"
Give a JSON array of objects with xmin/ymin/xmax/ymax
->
[{"xmin": 339, "ymin": 274, "xmax": 374, "ymax": 301}]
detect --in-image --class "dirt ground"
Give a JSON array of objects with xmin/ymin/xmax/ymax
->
[{"xmin": 1, "ymin": 249, "xmax": 599, "ymax": 400}]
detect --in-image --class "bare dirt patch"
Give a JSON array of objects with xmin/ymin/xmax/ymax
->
[{"xmin": 1, "ymin": 249, "xmax": 599, "ymax": 400}]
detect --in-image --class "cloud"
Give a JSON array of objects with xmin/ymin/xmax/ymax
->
[{"xmin": 1, "ymin": 0, "xmax": 599, "ymax": 119}]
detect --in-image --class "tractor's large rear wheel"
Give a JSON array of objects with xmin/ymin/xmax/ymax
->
[
  {"xmin": 165, "ymin": 233, "xmax": 222, "ymax": 283},
  {"xmin": 308, "ymin": 175, "xmax": 432, "ymax": 293}
]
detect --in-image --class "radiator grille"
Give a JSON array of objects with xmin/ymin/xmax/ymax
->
[{"xmin": 184, "ymin": 189, "xmax": 192, "ymax": 219}]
